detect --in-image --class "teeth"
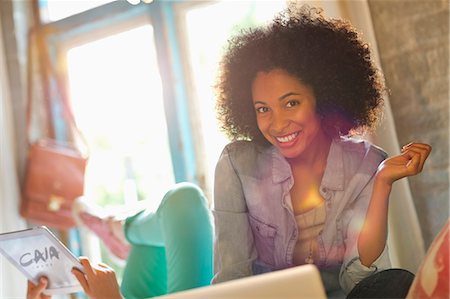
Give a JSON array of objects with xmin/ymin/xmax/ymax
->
[{"xmin": 276, "ymin": 132, "xmax": 299, "ymax": 143}]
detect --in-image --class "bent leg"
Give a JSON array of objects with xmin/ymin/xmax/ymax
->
[
  {"xmin": 158, "ymin": 182, "xmax": 214, "ymax": 294},
  {"xmin": 120, "ymin": 183, "xmax": 213, "ymax": 297},
  {"xmin": 124, "ymin": 208, "xmax": 164, "ymax": 247},
  {"xmin": 120, "ymin": 195, "xmax": 167, "ymax": 297},
  {"xmin": 120, "ymin": 244, "xmax": 167, "ymax": 298}
]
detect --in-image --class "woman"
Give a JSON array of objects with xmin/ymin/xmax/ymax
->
[
  {"xmin": 212, "ymin": 5, "xmax": 430, "ymax": 298},
  {"xmin": 28, "ymin": 5, "xmax": 431, "ymax": 299}
]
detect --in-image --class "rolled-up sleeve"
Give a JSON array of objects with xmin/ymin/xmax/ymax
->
[
  {"xmin": 340, "ymin": 246, "xmax": 391, "ymax": 293},
  {"xmin": 212, "ymin": 145, "xmax": 257, "ymax": 284},
  {"xmin": 339, "ymin": 176, "xmax": 391, "ymax": 293}
]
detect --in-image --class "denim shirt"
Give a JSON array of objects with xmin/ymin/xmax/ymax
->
[{"xmin": 212, "ymin": 137, "xmax": 391, "ymax": 296}]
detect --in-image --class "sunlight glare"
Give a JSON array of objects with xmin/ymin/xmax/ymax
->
[
  {"xmin": 66, "ymin": 25, "xmax": 174, "ymax": 208},
  {"xmin": 185, "ymin": 1, "xmax": 287, "ymax": 195},
  {"xmin": 44, "ymin": 0, "xmax": 115, "ymax": 22}
]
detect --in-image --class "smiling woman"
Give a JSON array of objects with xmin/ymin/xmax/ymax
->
[
  {"xmin": 251, "ymin": 69, "xmax": 326, "ymax": 162},
  {"xmin": 212, "ymin": 5, "xmax": 431, "ymax": 298},
  {"xmin": 0, "ymin": 0, "xmax": 443, "ymax": 298}
]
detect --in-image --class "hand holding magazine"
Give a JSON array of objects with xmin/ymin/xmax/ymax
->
[{"xmin": 0, "ymin": 226, "xmax": 84, "ymax": 295}]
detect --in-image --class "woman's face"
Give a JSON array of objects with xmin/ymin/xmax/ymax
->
[{"xmin": 251, "ymin": 69, "xmax": 324, "ymax": 159}]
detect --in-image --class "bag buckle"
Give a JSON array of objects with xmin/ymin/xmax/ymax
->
[{"xmin": 48, "ymin": 195, "xmax": 64, "ymax": 211}]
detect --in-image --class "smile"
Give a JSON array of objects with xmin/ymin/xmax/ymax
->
[{"xmin": 275, "ymin": 132, "xmax": 299, "ymax": 143}]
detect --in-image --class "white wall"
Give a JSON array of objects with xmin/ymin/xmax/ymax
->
[
  {"xmin": 336, "ymin": 0, "xmax": 426, "ymax": 272},
  {"xmin": 0, "ymin": 12, "xmax": 28, "ymax": 298},
  {"xmin": 298, "ymin": 0, "xmax": 425, "ymax": 272}
]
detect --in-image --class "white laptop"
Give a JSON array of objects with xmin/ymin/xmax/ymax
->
[{"xmin": 156, "ymin": 264, "xmax": 327, "ymax": 299}]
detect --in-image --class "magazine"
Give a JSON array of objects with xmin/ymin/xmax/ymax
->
[{"xmin": 0, "ymin": 226, "xmax": 84, "ymax": 295}]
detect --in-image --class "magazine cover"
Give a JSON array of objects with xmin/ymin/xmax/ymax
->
[{"xmin": 0, "ymin": 226, "xmax": 84, "ymax": 295}]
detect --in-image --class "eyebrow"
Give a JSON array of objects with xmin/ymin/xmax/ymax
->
[
  {"xmin": 279, "ymin": 92, "xmax": 301, "ymax": 100},
  {"xmin": 253, "ymin": 92, "xmax": 302, "ymax": 105}
]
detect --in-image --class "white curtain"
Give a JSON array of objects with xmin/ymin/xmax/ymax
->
[
  {"xmin": 0, "ymin": 13, "xmax": 28, "ymax": 298},
  {"xmin": 302, "ymin": 0, "xmax": 425, "ymax": 272}
]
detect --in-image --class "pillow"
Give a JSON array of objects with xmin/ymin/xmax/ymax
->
[{"xmin": 406, "ymin": 219, "xmax": 449, "ymax": 299}]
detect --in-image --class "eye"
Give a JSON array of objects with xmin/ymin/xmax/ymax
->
[
  {"xmin": 255, "ymin": 106, "xmax": 269, "ymax": 113},
  {"xmin": 286, "ymin": 100, "xmax": 300, "ymax": 108}
]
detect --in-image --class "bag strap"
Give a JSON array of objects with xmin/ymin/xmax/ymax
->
[
  {"xmin": 26, "ymin": 23, "xmax": 89, "ymax": 157},
  {"xmin": 26, "ymin": 28, "xmax": 53, "ymax": 144},
  {"xmin": 47, "ymin": 41, "xmax": 90, "ymax": 157}
]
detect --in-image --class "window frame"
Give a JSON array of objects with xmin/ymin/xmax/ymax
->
[{"xmin": 38, "ymin": 0, "xmax": 199, "ymax": 185}]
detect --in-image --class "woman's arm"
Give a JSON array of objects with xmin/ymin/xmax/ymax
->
[
  {"xmin": 212, "ymin": 145, "xmax": 257, "ymax": 283},
  {"xmin": 357, "ymin": 142, "xmax": 431, "ymax": 267}
]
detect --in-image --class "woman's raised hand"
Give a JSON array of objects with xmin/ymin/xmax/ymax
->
[
  {"xmin": 72, "ymin": 256, "xmax": 123, "ymax": 299},
  {"xmin": 376, "ymin": 142, "xmax": 432, "ymax": 186}
]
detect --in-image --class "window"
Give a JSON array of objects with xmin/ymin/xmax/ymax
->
[
  {"xmin": 67, "ymin": 25, "xmax": 174, "ymax": 211},
  {"xmin": 38, "ymin": 0, "xmax": 188, "ymax": 282},
  {"xmin": 178, "ymin": 1, "xmax": 287, "ymax": 198},
  {"xmin": 40, "ymin": 0, "xmax": 116, "ymax": 23},
  {"xmin": 65, "ymin": 22, "xmax": 176, "ymax": 278},
  {"xmin": 37, "ymin": 0, "xmax": 288, "ymax": 291}
]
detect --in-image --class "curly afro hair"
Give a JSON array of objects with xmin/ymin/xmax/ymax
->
[{"xmin": 215, "ymin": 5, "xmax": 385, "ymax": 146}]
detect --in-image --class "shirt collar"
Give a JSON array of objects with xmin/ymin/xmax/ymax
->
[
  {"xmin": 321, "ymin": 138, "xmax": 344, "ymax": 191},
  {"xmin": 270, "ymin": 147, "xmax": 292, "ymax": 183},
  {"xmin": 269, "ymin": 138, "xmax": 344, "ymax": 190}
]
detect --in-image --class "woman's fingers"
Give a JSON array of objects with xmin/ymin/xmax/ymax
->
[
  {"xmin": 401, "ymin": 142, "xmax": 431, "ymax": 152},
  {"xmin": 27, "ymin": 277, "xmax": 48, "ymax": 299},
  {"xmin": 402, "ymin": 149, "xmax": 420, "ymax": 169},
  {"xmin": 97, "ymin": 262, "xmax": 114, "ymax": 271},
  {"xmin": 403, "ymin": 150, "xmax": 421, "ymax": 174},
  {"xmin": 377, "ymin": 142, "xmax": 431, "ymax": 185},
  {"xmin": 72, "ymin": 267, "xmax": 89, "ymax": 294},
  {"xmin": 79, "ymin": 256, "xmax": 95, "ymax": 276},
  {"xmin": 27, "ymin": 281, "xmax": 37, "ymax": 299},
  {"xmin": 401, "ymin": 142, "xmax": 432, "ymax": 172},
  {"xmin": 72, "ymin": 259, "xmax": 122, "ymax": 299},
  {"xmin": 73, "ymin": 256, "xmax": 98, "ymax": 295}
]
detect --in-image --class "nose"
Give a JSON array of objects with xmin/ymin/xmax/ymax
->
[{"xmin": 270, "ymin": 111, "xmax": 290, "ymax": 134}]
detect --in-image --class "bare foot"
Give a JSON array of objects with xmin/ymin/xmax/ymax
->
[
  {"xmin": 78, "ymin": 212, "xmax": 131, "ymax": 260},
  {"xmin": 73, "ymin": 196, "xmax": 134, "ymax": 260}
]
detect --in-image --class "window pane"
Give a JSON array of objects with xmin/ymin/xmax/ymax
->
[
  {"xmin": 184, "ymin": 1, "xmax": 287, "ymax": 194},
  {"xmin": 40, "ymin": 0, "xmax": 116, "ymax": 23},
  {"xmin": 67, "ymin": 24, "xmax": 174, "ymax": 213}
]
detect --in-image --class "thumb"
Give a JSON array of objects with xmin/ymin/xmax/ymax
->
[
  {"xmin": 28, "ymin": 277, "xmax": 48, "ymax": 298},
  {"xmin": 405, "ymin": 150, "xmax": 420, "ymax": 173},
  {"xmin": 36, "ymin": 277, "xmax": 48, "ymax": 292}
]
